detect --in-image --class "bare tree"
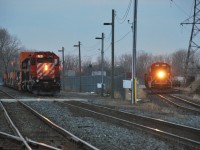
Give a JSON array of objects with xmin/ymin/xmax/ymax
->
[
  {"xmin": 116, "ymin": 51, "xmax": 175, "ymax": 82},
  {"xmin": 0, "ymin": 28, "xmax": 21, "ymax": 76},
  {"xmin": 103, "ymin": 56, "xmax": 111, "ymax": 75},
  {"xmin": 171, "ymin": 49, "xmax": 187, "ymax": 76},
  {"xmin": 152, "ymin": 54, "xmax": 172, "ymax": 64},
  {"xmin": 194, "ymin": 51, "xmax": 200, "ymax": 70},
  {"xmin": 117, "ymin": 54, "xmax": 132, "ymax": 72},
  {"xmin": 64, "ymin": 54, "xmax": 79, "ymax": 73},
  {"xmin": 136, "ymin": 51, "xmax": 154, "ymax": 82},
  {"xmin": 81, "ymin": 58, "xmax": 92, "ymax": 75},
  {"xmin": 82, "ymin": 56, "xmax": 111, "ymax": 76}
]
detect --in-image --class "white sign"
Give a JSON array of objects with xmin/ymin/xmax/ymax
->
[
  {"xmin": 123, "ymin": 80, "xmax": 131, "ymax": 88},
  {"xmin": 97, "ymin": 83, "xmax": 105, "ymax": 88},
  {"xmin": 92, "ymin": 71, "xmax": 106, "ymax": 76},
  {"xmin": 97, "ymin": 83, "xmax": 102, "ymax": 88}
]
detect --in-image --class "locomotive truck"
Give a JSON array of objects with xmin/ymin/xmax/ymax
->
[{"xmin": 4, "ymin": 51, "xmax": 61, "ymax": 95}]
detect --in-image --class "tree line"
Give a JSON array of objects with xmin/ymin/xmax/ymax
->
[
  {"xmin": 64, "ymin": 50, "xmax": 191, "ymax": 82},
  {"xmin": 1, "ymin": 27, "xmax": 199, "ymax": 83},
  {"xmin": 0, "ymin": 28, "xmax": 21, "ymax": 76}
]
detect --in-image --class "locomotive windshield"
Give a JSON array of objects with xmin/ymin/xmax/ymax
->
[{"xmin": 37, "ymin": 58, "xmax": 53, "ymax": 63}]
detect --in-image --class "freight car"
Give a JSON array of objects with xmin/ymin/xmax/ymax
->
[
  {"xmin": 4, "ymin": 51, "xmax": 61, "ymax": 95},
  {"xmin": 144, "ymin": 62, "xmax": 172, "ymax": 89}
]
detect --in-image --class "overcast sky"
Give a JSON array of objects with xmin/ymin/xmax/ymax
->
[{"xmin": 0, "ymin": 0, "xmax": 194, "ymax": 61}]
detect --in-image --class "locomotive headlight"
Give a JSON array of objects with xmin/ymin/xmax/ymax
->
[
  {"xmin": 157, "ymin": 70, "xmax": 165, "ymax": 79},
  {"xmin": 44, "ymin": 64, "xmax": 48, "ymax": 71}
]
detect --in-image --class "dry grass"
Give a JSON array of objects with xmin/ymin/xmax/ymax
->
[
  {"xmin": 136, "ymin": 103, "xmax": 162, "ymax": 112},
  {"xmin": 192, "ymin": 94, "xmax": 200, "ymax": 102},
  {"xmin": 137, "ymin": 88, "xmax": 147, "ymax": 99}
]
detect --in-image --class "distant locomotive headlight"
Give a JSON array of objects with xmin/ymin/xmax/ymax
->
[
  {"xmin": 44, "ymin": 64, "xmax": 48, "ymax": 71},
  {"xmin": 157, "ymin": 70, "xmax": 165, "ymax": 79}
]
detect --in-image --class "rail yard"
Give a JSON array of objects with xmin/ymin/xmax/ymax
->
[
  {"xmin": 0, "ymin": 85, "xmax": 200, "ymax": 150},
  {"xmin": 1, "ymin": 1, "xmax": 200, "ymax": 150}
]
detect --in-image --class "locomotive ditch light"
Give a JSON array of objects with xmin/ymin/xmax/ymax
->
[{"xmin": 157, "ymin": 70, "xmax": 165, "ymax": 79}]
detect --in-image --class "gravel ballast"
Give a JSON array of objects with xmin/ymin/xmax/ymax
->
[
  {"xmin": 1, "ymin": 86, "xmax": 199, "ymax": 149},
  {"xmin": 25, "ymin": 101, "xmax": 187, "ymax": 150}
]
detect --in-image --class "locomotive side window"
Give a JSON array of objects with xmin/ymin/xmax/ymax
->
[{"xmin": 31, "ymin": 58, "xmax": 35, "ymax": 65}]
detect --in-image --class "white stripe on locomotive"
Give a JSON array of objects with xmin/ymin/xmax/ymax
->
[{"xmin": 37, "ymin": 63, "xmax": 55, "ymax": 79}]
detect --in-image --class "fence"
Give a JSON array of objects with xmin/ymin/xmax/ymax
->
[{"xmin": 63, "ymin": 73, "xmax": 126, "ymax": 98}]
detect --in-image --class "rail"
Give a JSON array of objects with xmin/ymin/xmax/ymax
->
[
  {"xmin": 157, "ymin": 94, "xmax": 200, "ymax": 114},
  {"xmin": 0, "ymin": 89, "xmax": 99, "ymax": 150},
  {"xmin": 60, "ymin": 101, "xmax": 200, "ymax": 149}
]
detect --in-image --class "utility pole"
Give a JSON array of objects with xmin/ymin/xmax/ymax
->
[
  {"xmin": 104, "ymin": 9, "xmax": 115, "ymax": 99},
  {"xmin": 58, "ymin": 47, "xmax": 65, "ymax": 91},
  {"xmin": 181, "ymin": 0, "xmax": 200, "ymax": 82},
  {"xmin": 132, "ymin": 0, "xmax": 138, "ymax": 104},
  {"xmin": 95, "ymin": 33, "xmax": 105, "ymax": 96},
  {"xmin": 74, "ymin": 41, "xmax": 82, "ymax": 92}
]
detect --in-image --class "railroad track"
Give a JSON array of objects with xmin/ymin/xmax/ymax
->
[
  {"xmin": 0, "ymin": 97, "xmax": 21, "ymax": 149},
  {"xmin": 157, "ymin": 94, "xmax": 200, "ymax": 114},
  {"xmin": 56, "ymin": 100, "xmax": 200, "ymax": 149},
  {"xmin": 0, "ymin": 89, "xmax": 99, "ymax": 150}
]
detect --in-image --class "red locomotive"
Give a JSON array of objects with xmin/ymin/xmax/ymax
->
[
  {"xmin": 144, "ymin": 62, "xmax": 172, "ymax": 89},
  {"xmin": 4, "ymin": 51, "xmax": 61, "ymax": 95}
]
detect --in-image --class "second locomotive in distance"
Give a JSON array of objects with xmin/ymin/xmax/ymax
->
[{"xmin": 144, "ymin": 62, "xmax": 172, "ymax": 89}]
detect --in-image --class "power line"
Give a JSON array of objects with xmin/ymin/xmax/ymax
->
[
  {"xmin": 105, "ymin": 29, "xmax": 112, "ymax": 42},
  {"xmin": 104, "ymin": 43, "xmax": 111, "ymax": 53},
  {"xmin": 82, "ymin": 52, "xmax": 99, "ymax": 58},
  {"xmin": 67, "ymin": 48, "xmax": 79, "ymax": 54},
  {"xmin": 82, "ymin": 46, "xmax": 101, "ymax": 52},
  {"xmin": 67, "ymin": 29, "xmax": 130, "ymax": 57},
  {"xmin": 81, "ymin": 41, "xmax": 101, "ymax": 49},
  {"xmin": 116, "ymin": 0, "xmax": 132, "ymax": 24},
  {"xmin": 115, "ymin": 30, "xmax": 132, "ymax": 44},
  {"xmin": 170, "ymin": 0, "xmax": 191, "ymax": 17}
]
